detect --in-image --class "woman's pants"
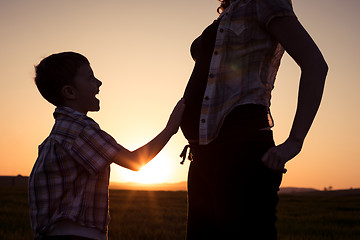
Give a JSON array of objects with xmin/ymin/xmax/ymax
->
[{"xmin": 186, "ymin": 129, "xmax": 283, "ymax": 240}]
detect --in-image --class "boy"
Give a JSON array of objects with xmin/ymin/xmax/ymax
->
[{"xmin": 28, "ymin": 52, "xmax": 185, "ymax": 240}]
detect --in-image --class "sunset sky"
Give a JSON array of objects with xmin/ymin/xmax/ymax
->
[{"xmin": 0, "ymin": 0, "xmax": 359, "ymax": 190}]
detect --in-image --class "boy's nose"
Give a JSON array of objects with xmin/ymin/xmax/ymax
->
[{"xmin": 97, "ymin": 79, "xmax": 102, "ymax": 87}]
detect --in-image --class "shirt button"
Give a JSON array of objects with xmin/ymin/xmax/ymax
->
[
  {"xmin": 219, "ymin": 28, "xmax": 224, "ymax": 33},
  {"xmin": 204, "ymin": 96, "xmax": 209, "ymax": 101},
  {"xmin": 209, "ymin": 73, "xmax": 215, "ymax": 78},
  {"xmin": 201, "ymin": 119, "xmax": 206, "ymax": 123},
  {"xmin": 214, "ymin": 51, "xmax": 219, "ymax": 55}
]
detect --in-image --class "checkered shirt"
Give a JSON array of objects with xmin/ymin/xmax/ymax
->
[
  {"xmin": 28, "ymin": 107, "xmax": 123, "ymax": 238},
  {"xmin": 199, "ymin": 0, "xmax": 296, "ymax": 145}
]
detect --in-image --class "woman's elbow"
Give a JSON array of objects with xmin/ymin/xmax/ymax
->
[
  {"xmin": 319, "ymin": 57, "xmax": 329, "ymax": 77},
  {"xmin": 301, "ymin": 56, "xmax": 328, "ymax": 79}
]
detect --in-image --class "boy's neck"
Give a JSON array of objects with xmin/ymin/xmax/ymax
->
[
  {"xmin": 60, "ymin": 104, "xmax": 87, "ymax": 115},
  {"xmin": 61, "ymin": 102, "xmax": 88, "ymax": 115}
]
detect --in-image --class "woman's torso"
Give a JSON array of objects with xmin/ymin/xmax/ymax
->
[
  {"xmin": 180, "ymin": 18, "xmax": 271, "ymax": 143},
  {"xmin": 181, "ymin": 19, "xmax": 221, "ymax": 141}
]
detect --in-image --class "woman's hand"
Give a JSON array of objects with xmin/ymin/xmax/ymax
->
[
  {"xmin": 261, "ymin": 137, "xmax": 303, "ymax": 173},
  {"xmin": 165, "ymin": 98, "xmax": 186, "ymax": 135}
]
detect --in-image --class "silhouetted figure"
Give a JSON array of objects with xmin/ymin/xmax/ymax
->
[
  {"xmin": 180, "ymin": 0, "xmax": 327, "ymax": 239},
  {"xmin": 28, "ymin": 52, "xmax": 185, "ymax": 240}
]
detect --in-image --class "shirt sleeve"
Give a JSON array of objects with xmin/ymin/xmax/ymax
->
[
  {"xmin": 257, "ymin": 0, "xmax": 297, "ymax": 29},
  {"xmin": 71, "ymin": 125, "xmax": 123, "ymax": 175}
]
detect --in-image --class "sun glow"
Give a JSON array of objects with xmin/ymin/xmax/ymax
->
[{"xmin": 113, "ymin": 153, "xmax": 173, "ymax": 184}]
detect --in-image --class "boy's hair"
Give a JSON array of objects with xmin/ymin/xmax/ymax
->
[{"xmin": 34, "ymin": 52, "xmax": 90, "ymax": 106}]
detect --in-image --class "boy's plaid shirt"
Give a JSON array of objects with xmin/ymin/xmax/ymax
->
[
  {"xmin": 29, "ymin": 107, "xmax": 123, "ymax": 237},
  {"xmin": 199, "ymin": 0, "xmax": 296, "ymax": 145}
]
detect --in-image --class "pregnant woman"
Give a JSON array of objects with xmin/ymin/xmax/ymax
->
[{"xmin": 180, "ymin": 0, "xmax": 328, "ymax": 239}]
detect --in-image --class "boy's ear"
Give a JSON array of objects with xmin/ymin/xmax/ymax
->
[{"xmin": 61, "ymin": 85, "xmax": 77, "ymax": 100}]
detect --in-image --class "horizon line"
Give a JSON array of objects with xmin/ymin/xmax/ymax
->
[{"xmin": 1, "ymin": 175, "xmax": 359, "ymax": 191}]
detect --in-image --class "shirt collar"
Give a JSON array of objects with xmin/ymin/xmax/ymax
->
[
  {"xmin": 218, "ymin": 0, "xmax": 238, "ymax": 20},
  {"xmin": 53, "ymin": 106, "xmax": 86, "ymax": 120},
  {"xmin": 218, "ymin": 0, "xmax": 252, "ymax": 19}
]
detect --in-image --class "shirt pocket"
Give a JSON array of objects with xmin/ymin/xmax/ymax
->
[
  {"xmin": 227, "ymin": 21, "xmax": 247, "ymax": 36},
  {"xmin": 223, "ymin": 19, "xmax": 249, "ymax": 45},
  {"xmin": 223, "ymin": 0, "xmax": 252, "ymax": 42}
]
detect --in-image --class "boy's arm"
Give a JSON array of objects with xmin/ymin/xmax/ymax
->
[{"xmin": 112, "ymin": 99, "xmax": 185, "ymax": 171}]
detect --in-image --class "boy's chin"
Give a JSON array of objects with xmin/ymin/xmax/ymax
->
[
  {"xmin": 86, "ymin": 98, "xmax": 100, "ymax": 112},
  {"xmin": 89, "ymin": 103, "xmax": 100, "ymax": 112},
  {"xmin": 90, "ymin": 106, "xmax": 100, "ymax": 112}
]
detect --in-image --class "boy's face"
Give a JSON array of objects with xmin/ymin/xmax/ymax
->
[{"xmin": 69, "ymin": 64, "xmax": 102, "ymax": 114}]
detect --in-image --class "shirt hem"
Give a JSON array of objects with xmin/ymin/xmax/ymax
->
[{"xmin": 46, "ymin": 219, "xmax": 107, "ymax": 240}]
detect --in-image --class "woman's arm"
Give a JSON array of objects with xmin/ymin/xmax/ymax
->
[
  {"xmin": 112, "ymin": 99, "xmax": 185, "ymax": 171},
  {"xmin": 262, "ymin": 17, "xmax": 328, "ymax": 172}
]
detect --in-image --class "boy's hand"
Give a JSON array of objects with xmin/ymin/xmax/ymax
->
[{"xmin": 166, "ymin": 98, "xmax": 186, "ymax": 135}]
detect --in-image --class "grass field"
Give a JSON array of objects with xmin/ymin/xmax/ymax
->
[{"xmin": 0, "ymin": 185, "xmax": 359, "ymax": 240}]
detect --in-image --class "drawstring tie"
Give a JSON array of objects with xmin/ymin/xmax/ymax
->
[{"xmin": 180, "ymin": 145, "xmax": 193, "ymax": 165}]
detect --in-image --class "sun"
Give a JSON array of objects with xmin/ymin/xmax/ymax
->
[{"xmin": 112, "ymin": 153, "xmax": 172, "ymax": 184}]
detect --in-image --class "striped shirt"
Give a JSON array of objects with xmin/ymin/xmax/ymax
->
[
  {"xmin": 28, "ymin": 107, "xmax": 123, "ymax": 239},
  {"xmin": 199, "ymin": 0, "xmax": 296, "ymax": 145}
]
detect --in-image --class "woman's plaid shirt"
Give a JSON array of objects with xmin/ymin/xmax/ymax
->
[
  {"xmin": 28, "ymin": 107, "xmax": 123, "ymax": 238},
  {"xmin": 199, "ymin": 0, "xmax": 296, "ymax": 145}
]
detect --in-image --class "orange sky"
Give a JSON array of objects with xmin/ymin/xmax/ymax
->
[{"xmin": 0, "ymin": 0, "xmax": 359, "ymax": 190}]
